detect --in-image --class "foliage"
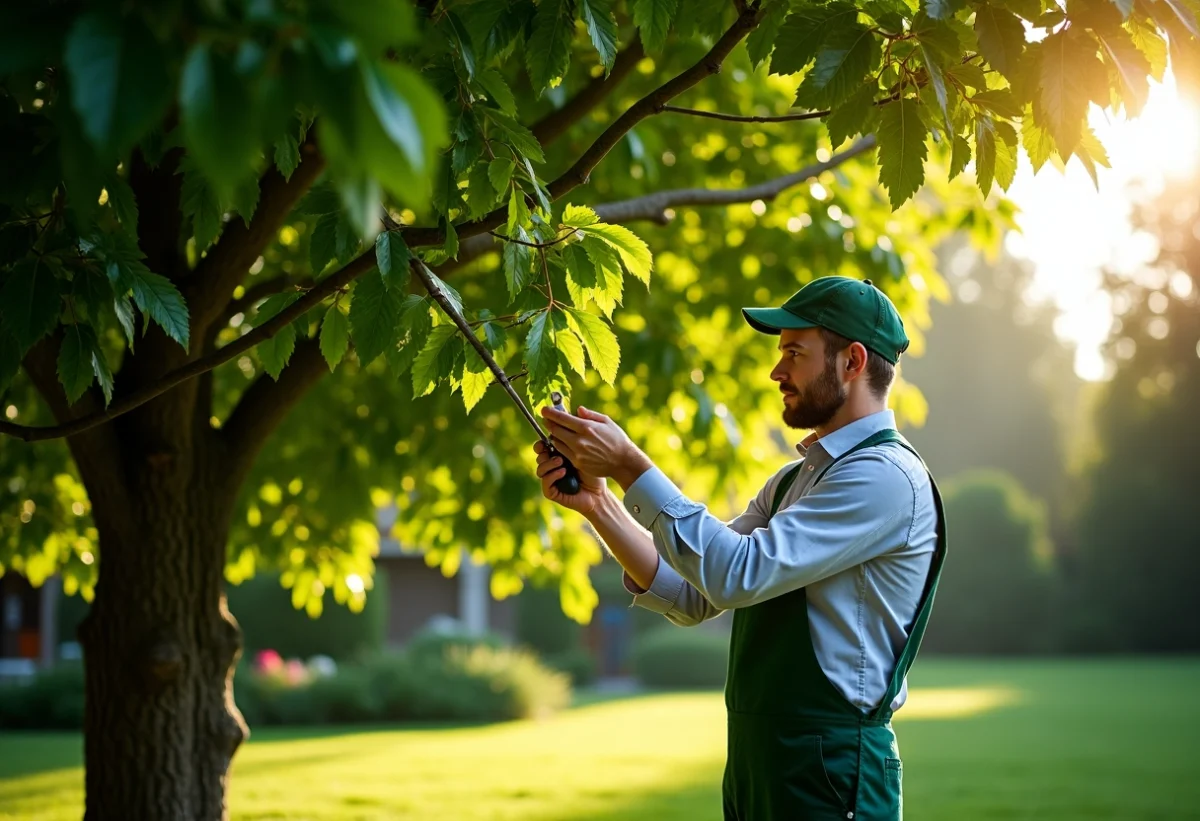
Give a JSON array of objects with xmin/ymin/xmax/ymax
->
[
  {"xmin": 1064, "ymin": 169, "xmax": 1200, "ymax": 652},
  {"xmin": 921, "ymin": 469, "xmax": 1057, "ymax": 655},
  {"xmin": 0, "ymin": 0, "xmax": 1188, "ymax": 622},
  {"xmin": 632, "ymin": 624, "xmax": 730, "ymax": 688}
]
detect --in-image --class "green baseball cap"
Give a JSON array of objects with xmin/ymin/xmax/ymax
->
[{"xmin": 742, "ymin": 276, "xmax": 910, "ymax": 364}]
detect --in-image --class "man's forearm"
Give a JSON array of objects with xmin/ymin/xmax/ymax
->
[{"xmin": 587, "ymin": 488, "xmax": 660, "ymax": 590}]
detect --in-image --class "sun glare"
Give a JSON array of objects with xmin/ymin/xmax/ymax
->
[{"xmin": 1004, "ymin": 70, "xmax": 1199, "ymax": 381}]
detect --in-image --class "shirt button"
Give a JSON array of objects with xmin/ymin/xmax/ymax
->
[
  {"xmin": 807, "ymin": 464, "xmax": 815, "ymax": 471},
  {"xmin": 846, "ymin": 814, "xmax": 854, "ymax": 820},
  {"xmin": 632, "ymin": 504, "xmax": 641, "ymax": 514}
]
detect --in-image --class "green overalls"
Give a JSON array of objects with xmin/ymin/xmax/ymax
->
[{"xmin": 722, "ymin": 429, "xmax": 947, "ymax": 821}]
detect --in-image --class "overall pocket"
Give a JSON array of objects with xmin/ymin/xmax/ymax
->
[
  {"xmin": 885, "ymin": 757, "xmax": 903, "ymax": 818},
  {"xmin": 782, "ymin": 734, "xmax": 849, "ymax": 814}
]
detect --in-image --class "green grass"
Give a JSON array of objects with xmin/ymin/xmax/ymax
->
[{"xmin": 2, "ymin": 658, "xmax": 1198, "ymax": 820}]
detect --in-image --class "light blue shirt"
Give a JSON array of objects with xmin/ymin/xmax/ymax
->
[{"xmin": 621, "ymin": 410, "xmax": 937, "ymax": 712}]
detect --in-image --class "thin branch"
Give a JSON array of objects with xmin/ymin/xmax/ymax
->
[
  {"xmin": 221, "ymin": 335, "xmax": 331, "ymax": 482},
  {"xmin": 214, "ymin": 276, "xmax": 315, "ymax": 336},
  {"xmin": 660, "ymin": 105, "xmax": 828, "ymax": 122},
  {"xmin": 185, "ymin": 137, "xmax": 326, "ymax": 336},
  {"xmin": 487, "ymin": 229, "xmax": 574, "ymax": 249},
  {"xmin": 592, "ymin": 135, "xmax": 877, "ymax": 224},
  {"xmin": 397, "ymin": 2, "xmax": 767, "ymax": 248},
  {"xmin": 530, "ymin": 41, "xmax": 646, "ymax": 147}
]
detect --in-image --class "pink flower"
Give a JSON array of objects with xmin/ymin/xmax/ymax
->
[
  {"xmin": 285, "ymin": 659, "xmax": 307, "ymax": 685},
  {"xmin": 255, "ymin": 649, "xmax": 283, "ymax": 674}
]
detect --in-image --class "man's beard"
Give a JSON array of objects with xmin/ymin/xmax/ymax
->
[{"xmin": 782, "ymin": 360, "xmax": 846, "ymax": 429}]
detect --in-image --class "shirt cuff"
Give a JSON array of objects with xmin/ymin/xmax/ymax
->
[
  {"xmin": 622, "ymin": 560, "xmax": 686, "ymax": 615},
  {"xmin": 623, "ymin": 465, "xmax": 686, "ymax": 530}
]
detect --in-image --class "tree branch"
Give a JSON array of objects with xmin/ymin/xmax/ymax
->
[
  {"xmin": 397, "ymin": 2, "xmax": 767, "ymax": 248},
  {"xmin": 185, "ymin": 138, "xmax": 326, "ymax": 337},
  {"xmin": 0, "ymin": 253, "xmax": 369, "ymax": 443},
  {"xmin": 530, "ymin": 41, "xmax": 646, "ymax": 147},
  {"xmin": 592, "ymin": 135, "xmax": 877, "ymax": 223},
  {"xmin": 441, "ymin": 136, "xmax": 877, "ymax": 272},
  {"xmin": 220, "ymin": 335, "xmax": 330, "ymax": 483},
  {"xmin": 660, "ymin": 105, "xmax": 829, "ymax": 122}
]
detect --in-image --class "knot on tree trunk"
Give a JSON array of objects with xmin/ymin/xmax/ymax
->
[{"xmin": 143, "ymin": 634, "xmax": 185, "ymax": 688}]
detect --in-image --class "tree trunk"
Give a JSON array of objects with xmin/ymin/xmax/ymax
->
[{"xmin": 77, "ymin": 419, "xmax": 246, "ymax": 820}]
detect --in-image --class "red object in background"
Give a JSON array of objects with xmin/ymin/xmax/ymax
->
[{"xmin": 17, "ymin": 629, "xmax": 40, "ymax": 659}]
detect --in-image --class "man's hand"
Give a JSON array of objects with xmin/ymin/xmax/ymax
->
[
  {"xmin": 534, "ymin": 440, "xmax": 607, "ymax": 515},
  {"xmin": 539, "ymin": 405, "xmax": 653, "ymax": 490}
]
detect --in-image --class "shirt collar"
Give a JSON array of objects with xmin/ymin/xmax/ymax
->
[{"xmin": 794, "ymin": 409, "xmax": 897, "ymax": 458}]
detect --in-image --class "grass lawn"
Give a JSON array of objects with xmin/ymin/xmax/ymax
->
[{"xmin": 2, "ymin": 658, "xmax": 1198, "ymax": 820}]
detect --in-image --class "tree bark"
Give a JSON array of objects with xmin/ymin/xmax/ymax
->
[{"xmin": 76, "ymin": 409, "xmax": 246, "ymax": 821}]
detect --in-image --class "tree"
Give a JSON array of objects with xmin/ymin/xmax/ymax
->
[
  {"xmin": 0, "ymin": 0, "xmax": 1191, "ymax": 816},
  {"xmin": 1064, "ymin": 167, "xmax": 1200, "ymax": 653}
]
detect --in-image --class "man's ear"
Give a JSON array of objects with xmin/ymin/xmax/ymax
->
[{"xmin": 846, "ymin": 342, "xmax": 869, "ymax": 379}]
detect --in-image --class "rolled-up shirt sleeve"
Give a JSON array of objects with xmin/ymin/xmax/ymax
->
[{"xmin": 622, "ymin": 451, "xmax": 914, "ymax": 611}]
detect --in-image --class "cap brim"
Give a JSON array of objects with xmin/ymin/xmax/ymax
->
[{"xmin": 741, "ymin": 307, "xmax": 819, "ymax": 335}]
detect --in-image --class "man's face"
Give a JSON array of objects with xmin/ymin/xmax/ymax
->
[{"xmin": 770, "ymin": 328, "xmax": 846, "ymax": 430}]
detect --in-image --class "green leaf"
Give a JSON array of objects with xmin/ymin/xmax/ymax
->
[
  {"xmin": 319, "ymin": 304, "xmax": 351, "ymax": 371},
  {"xmin": 563, "ymin": 307, "xmax": 620, "ymax": 385},
  {"xmin": 485, "ymin": 110, "xmax": 546, "ymax": 164},
  {"xmin": 577, "ymin": 223, "xmax": 653, "ymax": 286},
  {"xmin": 257, "ymin": 321, "xmax": 296, "ymax": 379},
  {"xmin": 91, "ymin": 338, "xmax": 114, "ymax": 405},
  {"xmin": 945, "ymin": 62, "xmax": 988, "ymax": 90},
  {"xmin": 580, "ymin": 0, "xmax": 619, "ymax": 71},
  {"xmin": 478, "ymin": 69, "xmax": 518, "ymax": 116},
  {"xmin": 503, "ymin": 231, "xmax": 536, "ymax": 302},
  {"xmin": 993, "ymin": 121, "xmax": 1018, "ymax": 190},
  {"xmin": 445, "ymin": 10, "xmax": 478, "ymax": 80},
  {"xmin": 58, "ymin": 323, "xmax": 97, "ymax": 404},
  {"xmin": 826, "ymin": 82, "xmax": 878, "ymax": 146},
  {"xmin": 1072, "ymin": 125, "xmax": 1111, "ymax": 189},
  {"xmin": 803, "ymin": 24, "xmax": 880, "ymax": 107},
  {"xmin": 180, "ymin": 43, "xmax": 257, "ymax": 198},
  {"xmin": 925, "ymin": 0, "xmax": 955, "ymax": 19},
  {"xmin": 412, "ymin": 324, "xmax": 459, "ymax": 397},
  {"xmin": 508, "ymin": 186, "xmax": 531, "ymax": 237},
  {"xmin": 747, "ymin": 0, "xmax": 790, "ymax": 70},
  {"xmin": 770, "ymin": 4, "xmax": 859, "ymax": 76},
  {"xmin": 231, "ymin": 173, "xmax": 260, "ymax": 227},
  {"xmin": 63, "ymin": 13, "xmax": 170, "ymax": 156},
  {"xmin": 481, "ymin": 318, "xmax": 508, "ymax": 351},
  {"xmin": 426, "ymin": 269, "xmax": 465, "ymax": 319},
  {"xmin": 375, "ymin": 231, "xmax": 412, "ymax": 292},
  {"xmin": 129, "ymin": 269, "xmax": 189, "ymax": 350},
  {"xmin": 362, "ymin": 60, "xmax": 428, "ymax": 176},
  {"xmin": 1128, "ymin": 14, "xmax": 1169, "ymax": 81},
  {"xmin": 564, "ymin": 242, "xmax": 598, "ymax": 288},
  {"xmin": 972, "ymin": 89, "xmax": 1023, "ymax": 120},
  {"xmin": 310, "ymin": 213, "xmax": 338, "ymax": 275},
  {"xmin": 274, "ymin": 132, "xmax": 301, "ymax": 181},
  {"xmin": 443, "ymin": 219, "xmax": 460, "ymax": 260},
  {"xmin": 634, "ymin": 0, "xmax": 678, "ymax": 54},
  {"xmin": 1021, "ymin": 110, "xmax": 1057, "ymax": 172},
  {"xmin": 179, "ymin": 159, "xmax": 223, "ymax": 252},
  {"xmin": 522, "ymin": 157, "xmax": 553, "ymax": 216},
  {"xmin": 920, "ymin": 45, "xmax": 952, "ymax": 136},
  {"xmin": 974, "ymin": 3, "xmax": 1025, "ymax": 79},
  {"xmin": 557, "ymin": 328, "xmax": 587, "ymax": 377},
  {"xmin": 113, "ymin": 296, "xmax": 136, "ymax": 349},
  {"xmin": 974, "ymin": 117, "xmax": 997, "ymax": 195},
  {"xmin": 524, "ymin": 311, "xmax": 558, "ymax": 384},
  {"xmin": 877, "ymin": 98, "xmax": 928, "ymax": 209},
  {"xmin": 0, "ymin": 260, "xmax": 60, "ymax": 353},
  {"xmin": 489, "ymin": 158, "xmax": 516, "ymax": 195},
  {"xmin": 349, "ymin": 269, "xmax": 405, "ymax": 366},
  {"xmin": 461, "ymin": 346, "xmax": 491, "ymax": 413},
  {"xmin": 1097, "ymin": 28, "xmax": 1151, "ymax": 115},
  {"xmin": 562, "ymin": 204, "xmax": 600, "ymax": 228},
  {"xmin": 107, "ymin": 176, "xmax": 138, "ymax": 239},
  {"xmin": 1037, "ymin": 31, "xmax": 1090, "ymax": 154},
  {"xmin": 388, "ymin": 296, "xmax": 432, "ymax": 377},
  {"xmin": 527, "ymin": 0, "xmax": 575, "ymax": 93},
  {"xmin": 582, "ymin": 237, "xmax": 624, "ymax": 318},
  {"xmin": 949, "ymin": 134, "xmax": 972, "ymax": 180},
  {"xmin": 466, "ymin": 163, "xmax": 497, "ymax": 218}
]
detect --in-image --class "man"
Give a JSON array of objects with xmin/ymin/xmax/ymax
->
[{"xmin": 534, "ymin": 276, "xmax": 945, "ymax": 821}]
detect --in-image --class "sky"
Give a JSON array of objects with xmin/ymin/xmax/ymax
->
[{"xmin": 1003, "ymin": 71, "xmax": 1200, "ymax": 381}]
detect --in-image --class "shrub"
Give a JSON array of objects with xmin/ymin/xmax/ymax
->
[
  {"xmin": 542, "ymin": 647, "xmax": 597, "ymax": 687},
  {"xmin": 632, "ymin": 626, "xmax": 729, "ymax": 689},
  {"xmin": 0, "ymin": 663, "xmax": 85, "ymax": 730}
]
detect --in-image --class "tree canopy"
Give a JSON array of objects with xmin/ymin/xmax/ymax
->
[{"xmin": 2, "ymin": 0, "xmax": 1195, "ymax": 620}]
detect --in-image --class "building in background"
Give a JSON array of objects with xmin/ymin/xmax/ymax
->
[{"xmin": 0, "ymin": 572, "xmax": 58, "ymax": 679}]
